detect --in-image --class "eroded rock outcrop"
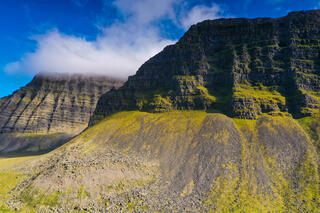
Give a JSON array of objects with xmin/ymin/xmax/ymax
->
[
  {"xmin": 0, "ymin": 73, "xmax": 124, "ymax": 153},
  {"xmin": 91, "ymin": 10, "xmax": 320, "ymax": 123}
]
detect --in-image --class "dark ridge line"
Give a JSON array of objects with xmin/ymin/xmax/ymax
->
[
  {"xmin": 0, "ymin": 97, "xmax": 12, "ymax": 119},
  {"xmin": 1, "ymin": 92, "xmax": 27, "ymax": 132},
  {"xmin": 89, "ymin": 90, "xmax": 97, "ymax": 116},
  {"xmin": 282, "ymin": 43, "xmax": 301, "ymax": 117},
  {"xmin": 70, "ymin": 95, "xmax": 77, "ymax": 126},
  {"xmin": 0, "ymin": 96, "xmax": 8, "ymax": 109},
  {"xmin": 77, "ymin": 78, "xmax": 87, "ymax": 123},
  {"xmin": 47, "ymin": 88, "xmax": 64, "ymax": 133},
  {"xmin": 88, "ymin": 82, "xmax": 110, "ymax": 116},
  {"xmin": 11, "ymin": 89, "xmax": 38, "ymax": 131},
  {"xmin": 88, "ymin": 80, "xmax": 97, "ymax": 116},
  {"xmin": 22, "ymin": 92, "xmax": 49, "ymax": 133}
]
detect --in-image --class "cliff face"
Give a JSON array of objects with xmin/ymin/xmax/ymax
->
[
  {"xmin": 91, "ymin": 10, "xmax": 320, "ymax": 123},
  {"xmin": 0, "ymin": 73, "xmax": 123, "ymax": 134},
  {"xmin": 0, "ymin": 73, "xmax": 124, "ymax": 153}
]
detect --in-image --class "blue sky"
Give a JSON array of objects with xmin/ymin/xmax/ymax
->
[{"xmin": 0, "ymin": 0, "xmax": 319, "ymax": 98}]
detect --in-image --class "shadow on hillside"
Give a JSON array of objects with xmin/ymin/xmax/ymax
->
[
  {"xmin": 0, "ymin": 133, "xmax": 78, "ymax": 158},
  {"xmin": 0, "ymin": 151, "xmax": 46, "ymax": 158}
]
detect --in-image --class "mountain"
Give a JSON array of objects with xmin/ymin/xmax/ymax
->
[
  {"xmin": 0, "ymin": 73, "xmax": 124, "ymax": 153},
  {"xmin": 91, "ymin": 10, "xmax": 320, "ymax": 124},
  {"xmin": 0, "ymin": 10, "xmax": 320, "ymax": 212}
]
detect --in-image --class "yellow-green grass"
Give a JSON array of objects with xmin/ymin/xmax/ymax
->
[
  {"xmin": 0, "ymin": 172, "xmax": 24, "ymax": 212},
  {"xmin": 234, "ymin": 84, "xmax": 285, "ymax": 102},
  {"xmin": 0, "ymin": 156, "xmax": 37, "ymax": 211},
  {"xmin": 0, "ymin": 111, "xmax": 319, "ymax": 212},
  {"xmin": 76, "ymin": 110, "xmax": 209, "ymax": 153}
]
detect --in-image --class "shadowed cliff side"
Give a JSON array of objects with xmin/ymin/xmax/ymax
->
[{"xmin": 1, "ymin": 111, "xmax": 318, "ymax": 212}]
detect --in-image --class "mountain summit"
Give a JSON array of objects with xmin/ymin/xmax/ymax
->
[{"xmin": 92, "ymin": 10, "xmax": 320, "ymax": 124}]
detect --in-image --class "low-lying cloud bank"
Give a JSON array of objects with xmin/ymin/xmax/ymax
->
[
  {"xmin": 5, "ymin": 0, "xmax": 226, "ymax": 79},
  {"xmin": 5, "ymin": 30, "xmax": 172, "ymax": 79}
]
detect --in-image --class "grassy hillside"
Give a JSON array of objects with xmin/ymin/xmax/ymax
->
[{"xmin": 0, "ymin": 111, "xmax": 319, "ymax": 212}]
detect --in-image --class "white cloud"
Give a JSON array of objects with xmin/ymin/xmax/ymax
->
[
  {"xmin": 113, "ymin": 0, "xmax": 179, "ymax": 24},
  {"xmin": 5, "ymin": 0, "xmax": 226, "ymax": 79},
  {"xmin": 180, "ymin": 3, "xmax": 223, "ymax": 30},
  {"xmin": 5, "ymin": 28, "xmax": 172, "ymax": 79}
]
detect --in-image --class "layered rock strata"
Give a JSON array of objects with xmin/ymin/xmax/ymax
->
[
  {"xmin": 91, "ymin": 10, "xmax": 320, "ymax": 122},
  {"xmin": 0, "ymin": 73, "xmax": 124, "ymax": 152}
]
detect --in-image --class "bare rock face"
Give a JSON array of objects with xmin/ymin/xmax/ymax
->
[
  {"xmin": 0, "ymin": 73, "xmax": 124, "ymax": 153},
  {"xmin": 91, "ymin": 10, "xmax": 320, "ymax": 123}
]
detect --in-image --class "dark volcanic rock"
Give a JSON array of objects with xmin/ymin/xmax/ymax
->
[
  {"xmin": 0, "ymin": 73, "xmax": 124, "ymax": 153},
  {"xmin": 91, "ymin": 10, "xmax": 320, "ymax": 123}
]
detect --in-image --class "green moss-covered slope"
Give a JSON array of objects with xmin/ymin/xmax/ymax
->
[{"xmin": 0, "ymin": 111, "xmax": 318, "ymax": 212}]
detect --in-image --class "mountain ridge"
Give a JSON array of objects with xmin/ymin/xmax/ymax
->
[
  {"xmin": 91, "ymin": 10, "xmax": 320, "ymax": 124},
  {"xmin": 0, "ymin": 73, "xmax": 124, "ymax": 153}
]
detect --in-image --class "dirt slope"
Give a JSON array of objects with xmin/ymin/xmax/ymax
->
[{"xmin": 0, "ymin": 111, "xmax": 318, "ymax": 212}]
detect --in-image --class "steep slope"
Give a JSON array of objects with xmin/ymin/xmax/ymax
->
[
  {"xmin": 0, "ymin": 111, "xmax": 318, "ymax": 212},
  {"xmin": 0, "ymin": 73, "xmax": 124, "ymax": 153},
  {"xmin": 91, "ymin": 10, "xmax": 320, "ymax": 124}
]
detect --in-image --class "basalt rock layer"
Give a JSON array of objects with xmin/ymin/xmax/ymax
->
[
  {"xmin": 0, "ymin": 73, "xmax": 124, "ymax": 153},
  {"xmin": 92, "ymin": 10, "xmax": 320, "ymax": 123}
]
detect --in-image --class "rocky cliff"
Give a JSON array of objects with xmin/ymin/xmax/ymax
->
[
  {"xmin": 91, "ymin": 10, "xmax": 320, "ymax": 123},
  {"xmin": 0, "ymin": 73, "xmax": 124, "ymax": 153}
]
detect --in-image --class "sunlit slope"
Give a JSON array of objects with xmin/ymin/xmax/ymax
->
[
  {"xmin": 0, "ymin": 111, "xmax": 319, "ymax": 212},
  {"xmin": 0, "ymin": 156, "xmax": 37, "ymax": 212}
]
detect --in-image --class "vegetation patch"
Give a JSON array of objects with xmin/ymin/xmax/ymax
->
[{"xmin": 0, "ymin": 172, "xmax": 24, "ymax": 211}]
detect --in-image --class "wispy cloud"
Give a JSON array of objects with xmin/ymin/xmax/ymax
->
[
  {"xmin": 5, "ymin": 0, "xmax": 227, "ymax": 79},
  {"xmin": 113, "ymin": 0, "xmax": 179, "ymax": 24},
  {"xmin": 180, "ymin": 3, "xmax": 224, "ymax": 30}
]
